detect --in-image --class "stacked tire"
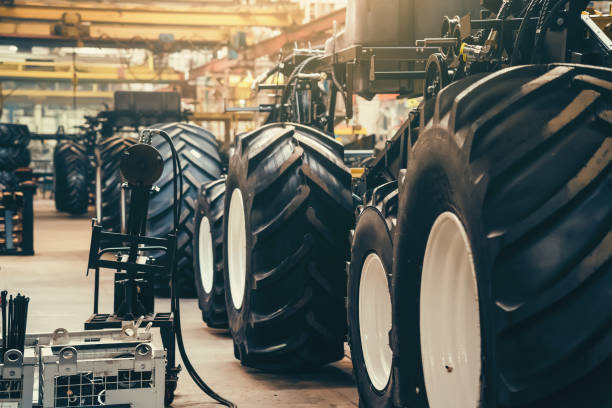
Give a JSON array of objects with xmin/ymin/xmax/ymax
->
[
  {"xmin": 356, "ymin": 64, "xmax": 612, "ymax": 408},
  {"xmin": 54, "ymin": 140, "xmax": 90, "ymax": 214},
  {"xmin": 0, "ymin": 124, "xmax": 30, "ymax": 191},
  {"xmin": 223, "ymin": 123, "xmax": 354, "ymax": 370}
]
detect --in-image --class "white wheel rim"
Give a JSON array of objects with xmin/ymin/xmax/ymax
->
[
  {"xmin": 227, "ymin": 188, "xmax": 247, "ymax": 310},
  {"xmin": 359, "ymin": 253, "xmax": 393, "ymax": 391},
  {"xmin": 198, "ymin": 216, "xmax": 215, "ymax": 294},
  {"xmin": 420, "ymin": 212, "xmax": 481, "ymax": 408}
]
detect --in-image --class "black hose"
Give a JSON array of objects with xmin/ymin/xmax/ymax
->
[
  {"xmin": 531, "ymin": 0, "xmax": 567, "ymax": 63},
  {"xmin": 157, "ymin": 130, "xmax": 237, "ymax": 408},
  {"xmin": 280, "ymin": 55, "xmax": 321, "ymax": 122},
  {"xmin": 511, "ymin": 0, "xmax": 542, "ymax": 64}
]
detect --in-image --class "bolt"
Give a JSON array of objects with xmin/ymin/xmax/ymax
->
[
  {"xmin": 140, "ymin": 363, "xmax": 146, "ymax": 369},
  {"xmin": 415, "ymin": 386, "xmax": 420, "ymax": 394},
  {"xmin": 8, "ymin": 370, "xmax": 15, "ymax": 376},
  {"xmin": 557, "ymin": 17, "xmax": 565, "ymax": 27}
]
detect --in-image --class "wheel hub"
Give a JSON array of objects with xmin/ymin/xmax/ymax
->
[
  {"xmin": 198, "ymin": 216, "xmax": 214, "ymax": 294},
  {"xmin": 420, "ymin": 212, "xmax": 481, "ymax": 408},
  {"xmin": 227, "ymin": 188, "xmax": 247, "ymax": 310},
  {"xmin": 359, "ymin": 253, "xmax": 393, "ymax": 391}
]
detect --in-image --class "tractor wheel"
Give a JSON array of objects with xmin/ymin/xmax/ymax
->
[
  {"xmin": 100, "ymin": 134, "xmax": 137, "ymax": 232},
  {"xmin": 348, "ymin": 181, "xmax": 398, "ymax": 407},
  {"xmin": 0, "ymin": 124, "xmax": 30, "ymax": 147},
  {"xmin": 224, "ymin": 123, "xmax": 354, "ymax": 371},
  {"xmin": 54, "ymin": 140, "xmax": 90, "ymax": 215},
  {"xmin": 0, "ymin": 170, "xmax": 17, "ymax": 191},
  {"xmin": 0, "ymin": 147, "xmax": 22, "ymax": 170},
  {"xmin": 392, "ymin": 64, "xmax": 612, "ymax": 408},
  {"xmin": 148, "ymin": 123, "xmax": 222, "ymax": 297},
  {"xmin": 15, "ymin": 146, "xmax": 30, "ymax": 168},
  {"xmin": 194, "ymin": 178, "xmax": 228, "ymax": 328}
]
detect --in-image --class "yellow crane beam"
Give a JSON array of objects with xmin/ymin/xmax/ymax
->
[
  {"xmin": 0, "ymin": 61, "xmax": 183, "ymax": 83},
  {"xmin": 0, "ymin": 1, "xmax": 302, "ymax": 48},
  {"xmin": 0, "ymin": 22, "xmax": 228, "ymax": 47},
  {"xmin": 1, "ymin": 1, "xmax": 301, "ymax": 27},
  {"xmin": 2, "ymin": 89, "xmax": 114, "ymax": 100}
]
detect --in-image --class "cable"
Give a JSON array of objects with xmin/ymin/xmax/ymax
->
[
  {"xmin": 531, "ymin": 0, "xmax": 567, "ymax": 63},
  {"xmin": 156, "ymin": 131, "xmax": 236, "ymax": 408},
  {"xmin": 511, "ymin": 0, "xmax": 542, "ymax": 64}
]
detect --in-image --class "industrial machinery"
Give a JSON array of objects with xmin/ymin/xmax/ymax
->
[
  {"xmin": 197, "ymin": 1, "xmax": 612, "ymax": 407},
  {"xmin": 83, "ymin": 128, "xmax": 180, "ymax": 405},
  {"xmin": 38, "ymin": 327, "xmax": 167, "ymax": 408},
  {"xmin": 53, "ymin": 91, "xmax": 224, "ymax": 295},
  {"xmin": 84, "ymin": 127, "xmax": 234, "ymax": 408}
]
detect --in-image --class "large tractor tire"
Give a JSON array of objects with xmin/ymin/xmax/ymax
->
[
  {"xmin": 0, "ymin": 170, "xmax": 17, "ymax": 190},
  {"xmin": 0, "ymin": 146, "xmax": 29, "ymax": 170},
  {"xmin": 348, "ymin": 181, "xmax": 398, "ymax": 407},
  {"xmin": 0, "ymin": 124, "xmax": 30, "ymax": 147},
  {"xmin": 100, "ymin": 134, "xmax": 137, "ymax": 232},
  {"xmin": 224, "ymin": 123, "xmax": 354, "ymax": 371},
  {"xmin": 194, "ymin": 178, "xmax": 228, "ymax": 328},
  {"xmin": 392, "ymin": 64, "xmax": 612, "ymax": 408},
  {"xmin": 54, "ymin": 140, "xmax": 90, "ymax": 214},
  {"xmin": 148, "ymin": 122, "xmax": 222, "ymax": 297}
]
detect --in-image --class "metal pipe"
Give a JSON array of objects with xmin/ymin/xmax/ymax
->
[
  {"xmin": 95, "ymin": 149, "xmax": 102, "ymax": 223},
  {"xmin": 374, "ymin": 71, "xmax": 426, "ymax": 80}
]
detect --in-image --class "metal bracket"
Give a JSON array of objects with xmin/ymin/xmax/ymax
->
[
  {"xmin": 121, "ymin": 315, "xmax": 144, "ymax": 339},
  {"xmin": 58, "ymin": 347, "xmax": 78, "ymax": 376},
  {"xmin": 52, "ymin": 328, "xmax": 71, "ymax": 345},
  {"xmin": 2, "ymin": 349, "xmax": 23, "ymax": 379},
  {"xmin": 133, "ymin": 343, "xmax": 153, "ymax": 372}
]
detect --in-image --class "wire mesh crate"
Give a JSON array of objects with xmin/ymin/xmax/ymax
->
[
  {"xmin": 0, "ymin": 348, "xmax": 36, "ymax": 408},
  {"xmin": 38, "ymin": 326, "xmax": 165, "ymax": 408}
]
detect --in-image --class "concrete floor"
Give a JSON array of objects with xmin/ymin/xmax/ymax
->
[{"xmin": 0, "ymin": 199, "xmax": 358, "ymax": 407}]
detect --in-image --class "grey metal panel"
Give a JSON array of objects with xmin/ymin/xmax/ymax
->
[
  {"xmin": 412, "ymin": 0, "xmax": 483, "ymax": 44},
  {"xmin": 341, "ymin": 0, "xmax": 483, "ymax": 47}
]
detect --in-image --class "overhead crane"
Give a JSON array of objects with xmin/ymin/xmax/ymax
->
[
  {"xmin": 0, "ymin": 60, "xmax": 183, "ymax": 83},
  {"xmin": 190, "ymin": 8, "xmax": 346, "ymax": 77},
  {"xmin": 0, "ymin": 0, "xmax": 303, "ymax": 49}
]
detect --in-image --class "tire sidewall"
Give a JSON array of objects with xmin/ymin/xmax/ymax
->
[
  {"xmin": 392, "ymin": 128, "xmax": 497, "ymax": 408},
  {"xmin": 349, "ymin": 207, "xmax": 395, "ymax": 408}
]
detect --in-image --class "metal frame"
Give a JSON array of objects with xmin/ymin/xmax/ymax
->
[
  {"xmin": 38, "ymin": 327, "xmax": 166, "ymax": 408},
  {"xmin": 0, "ymin": 347, "xmax": 36, "ymax": 408},
  {"xmin": 240, "ymin": 1, "xmax": 609, "ymax": 197}
]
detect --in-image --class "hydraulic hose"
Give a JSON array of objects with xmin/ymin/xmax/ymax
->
[
  {"xmin": 157, "ymin": 130, "xmax": 237, "ymax": 408},
  {"xmin": 531, "ymin": 0, "xmax": 569, "ymax": 63},
  {"xmin": 511, "ymin": 0, "xmax": 543, "ymax": 64}
]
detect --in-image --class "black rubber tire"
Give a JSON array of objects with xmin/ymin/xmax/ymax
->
[
  {"xmin": 148, "ymin": 122, "xmax": 222, "ymax": 297},
  {"xmin": 348, "ymin": 181, "xmax": 398, "ymax": 408},
  {"xmin": 0, "ymin": 170, "xmax": 17, "ymax": 191},
  {"xmin": 194, "ymin": 178, "xmax": 228, "ymax": 328},
  {"xmin": 224, "ymin": 123, "xmax": 354, "ymax": 371},
  {"xmin": 0, "ymin": 123, "xmax": 30, "ymax": 147},
  {"xmin": 392, "ymin": 64, "xmax": 612, "ymax": 408},
  {"xmin": 100, "ymin": 134, "xmax": 137, "ymax": 232},
  {"xmin": 0, "ymin": 147, "xmax": 23, "ymax": 170},
  {"xmin": 54, "ymin": 140, "xmax": 90, "ymax": 215},
  {"xmin": 15, "ymin": 146, "xmax": 30, "ymax": 168}
]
